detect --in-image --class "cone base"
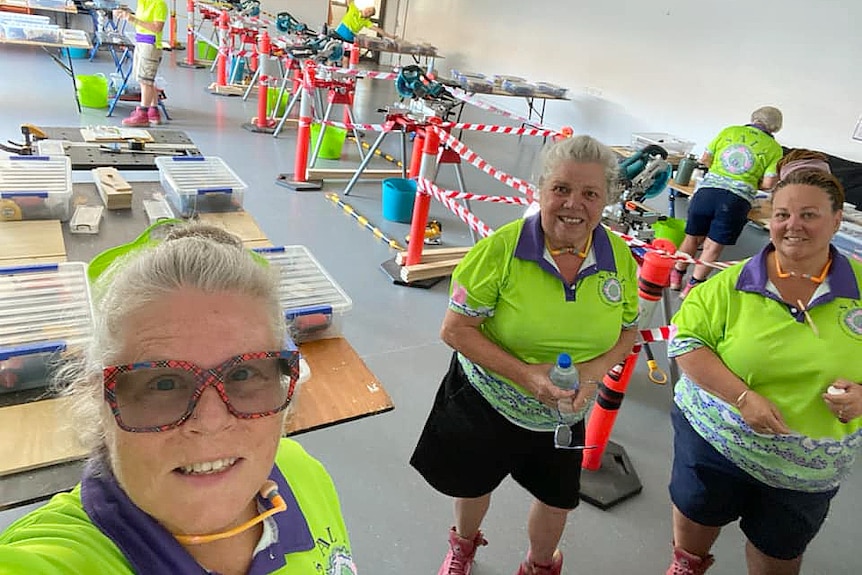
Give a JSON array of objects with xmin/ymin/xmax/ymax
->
[
  {"xmin": 580, "ymin": 441, "xmax": 643, "ymax": 510},
  {"xmin": 275, "ymin": 173, "xmax": 322, "ymax": 191},
  {"xmin": 380, "ymin": 257, "xmax": 443, "ymax": 289}
]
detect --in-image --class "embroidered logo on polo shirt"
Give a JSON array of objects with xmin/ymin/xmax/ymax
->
[
  {"xmin": 599, "ymin": 276, "xmax": 623, "ymax": 304},
  {"xmin": 840, "ymin": 306, "xmax": 862, "ymax": 338},
  {"xmin": 327, "ymin": 545, "xmax": 357, "ymax": 574}
]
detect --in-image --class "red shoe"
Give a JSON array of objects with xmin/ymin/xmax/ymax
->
[
  {"xmin": 679, "ymin": 277, "xmax": 706, "ymax": 300},
  {"xmin": 438, "ymin": 527, "xmax": 487, "ymax": 575},
  {"xmin": 666, "ymin": 546, "xmax": 714, "ymax": 575},
  {"xmin": 669, "ymin": 268, "xmax": 685, "ymax": 291},
  {"xmin": 514, "ymin": 549, "xmax": 563, "ymax": 575},
  {"xmin": 122, "ymin": 107, "xmax": 149, "ymax": 127},
  {"xmin": 147, "ymin": 106, "xmax": 162, "ymax": 126}
]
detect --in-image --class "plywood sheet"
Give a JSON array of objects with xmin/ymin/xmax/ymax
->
[
  {"xmin": 0, "ymin": 398, "xmax": 88, "ymax": 477},
  {"xmin": 196, "ymin": 211, "xmax": 268, "ymax": 242},
  {"xmin": 0, "ymin": 220, "xmax": 67, "ymax": 262},
  {"xmin": 284, "ymin": 337, "xmax": 394, "ymax": 435}
]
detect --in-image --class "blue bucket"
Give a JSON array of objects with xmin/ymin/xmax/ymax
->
[{"xmin": 382, "ymin": 178, "xmax": 417, "ymax": 223}]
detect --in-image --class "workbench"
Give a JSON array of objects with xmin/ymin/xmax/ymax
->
[
  {"xmin": 36, "ymin": 127, "xmax": 200, "ymax": 170},
  {"xmin": 0, "ymin": 183, "xmax": 394, "ymax": 510},
  {"xmin": 0, "ymin": 31, "xmax": 91, "ymax": 112}
]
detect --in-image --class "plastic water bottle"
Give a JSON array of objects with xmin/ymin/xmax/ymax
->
[{"xmin": 549, "ymin": 353, "xmax": 579, "ymax": 414}]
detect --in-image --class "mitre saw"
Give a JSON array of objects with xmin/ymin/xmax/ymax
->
[{"xmin": 603, "ymin": 144, "xmax": 672, "ymax": 242}]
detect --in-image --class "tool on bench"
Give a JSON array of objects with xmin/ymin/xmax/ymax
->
[
  {"xmin": 0, "ymin": 124, "xmax": 48, "ymax": 155},
  {"xmin": 602, "ymin": 144, "xmax": 672, "ymax": 242}
]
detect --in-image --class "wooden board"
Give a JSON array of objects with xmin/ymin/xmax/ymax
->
[
  {"xmin": 80, "ymin": 126, "xmax": 154, "ymax": 143},
  {"xmin": 0, "ymin": 220, "xmax": 66, "ymax": 262},
  {"xmin": 285, "ymin": 337, "xmax": 393, "ymax": 435},
  {"xmin": 207, "ymin": 83, "xmax": 256, "ymax": 96},
  {"xmin": 0, "ymin": 398, "xmax": 88, "ymax": 477},
  {"xmin": 92, "ymin": 167, "xmax": 133, "ymax": 210},
  {"xmin": 0, "ymin": 254, "xmax": 67, "ymax": 267},
  {"xmin": 242, "ymin": 238, "xmax": 275, "ymax": 249},
  {"xmin": 196, "ymin": 211, "xmax": 268, "ymax": 243},
  {"xmin": 306, "ymin": 168, "xmax": 402, "ymax": 180}
]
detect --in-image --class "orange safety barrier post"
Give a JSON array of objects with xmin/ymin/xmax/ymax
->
[
  {"xmin": 580, "ymin": 239, "xmax": 677, "ymax": 510},
  {"xmin": 275, "ymin": 61, "xmax": 323, "ymax": 191},
  {"xmin": 405, "ymin": 120, "xmax": 441, "ymax": 268},
  {"xmin": 178, "ymin": 0, "xmax": 205, "ymax": 68},
  {"xmin": 408, "ymin": 133, "xmax": 425, "ymax": 178},
  {"xmin": 242, "ymin": 30, "xmax": 276, "ymax": 133},
  {"xmin": 216, "ymin": 10, "xmax": 229, "ymax": 87}
]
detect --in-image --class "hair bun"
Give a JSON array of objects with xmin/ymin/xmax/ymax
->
[{"xmin": 164, "ymin": 222, "xmax": 244, "ymax": 248}]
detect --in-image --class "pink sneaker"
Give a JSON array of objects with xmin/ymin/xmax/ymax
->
[
  {"xmin": 669, "ymin": 268, "xmax": 685, "ymax": 291},
  {"xmin": 514, "ymin": 549, "xmax": 563, "ymax": 575},
  {"xmin": 666, "ymin": 546, "xmax": 714, "ymax": 575},
  {"xmin": 122, "ymin": 106, "xmax": 149, "ymax": 127},
  {"xmin": 679, "ymin": 277, "xmax": 706, "ymax": 300},
  {"xmin": 438, "ymin": 527, "xmax": 487, "ymax": 575},
  {"xmin": 147, "ymin": 107, "xmax": 162, "ymax": 126}
]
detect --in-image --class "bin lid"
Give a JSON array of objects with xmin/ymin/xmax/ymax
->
[
  {"xmin": 155, "ymin": 156, "xmax": 248, "ymax": 194},
  {"xmin": 0, "ymin": 156, "xmax": 72, "ymax": 197},
  {"xmin": 253, "ymin": 246, "xmax": 353, "ymax": 315}
]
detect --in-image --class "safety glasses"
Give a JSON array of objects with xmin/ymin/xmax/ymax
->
[{"xmin": 104, "ymin": 348, "xmax": 299, "ymax": 433}]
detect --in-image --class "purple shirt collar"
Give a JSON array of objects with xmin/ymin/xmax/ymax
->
[
  {"xmin": 744, "ymin": 123, "xmax": 775, "ymax": 138},
  {"xmin": 515, "ymin": 213, "xmax": 618, "ymax": 279},
  {"xmin": 81, "ymin": 458, "xmax": 314, "ymax": 575},
  {"xmin": 736, "ymin": 243, "xmax": 859, "ymax": 311}
]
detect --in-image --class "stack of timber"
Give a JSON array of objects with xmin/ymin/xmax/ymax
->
[{"xmin": 396, "ymin": 246, "xmax": 471, "ymax": 283}]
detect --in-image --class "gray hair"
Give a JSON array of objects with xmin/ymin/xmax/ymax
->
[
  {"xmin": 535, "ymin": 134, "xmax": 621, "ymax": 203},
  {"xmin": 750, "ymin": 106, "xmax": 783, "ymax": 134},
  {"xmin": 58, "ymin": 223, "xmax": 284, "ymax": 454}
]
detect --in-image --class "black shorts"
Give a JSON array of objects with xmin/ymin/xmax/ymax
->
[
  {"xmin": 684, "ymin": 186, "xmax": 751, "ymax": 245},
  {"xmin": 410, "ymin": 353, "xmax": 584, "ymax": 510},
  {"xmin": 669, "ymin": 405, "xmax": 838, "ymax": 560}
]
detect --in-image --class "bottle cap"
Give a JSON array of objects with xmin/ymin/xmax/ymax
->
[{"xmin": 557, "ymin": 353, "xmax": 572, "ymax": 369}]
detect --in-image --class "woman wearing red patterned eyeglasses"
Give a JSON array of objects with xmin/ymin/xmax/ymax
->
[{"xmin": 0, "ymin": 224, "xmax": 356, "ymax": 575}]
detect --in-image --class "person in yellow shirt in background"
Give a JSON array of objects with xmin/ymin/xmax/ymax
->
[
  {"xmin": 115, "ymin": 0, "xmax": 168, "ymax": 127},
  {"xmin": 333, "ymin": 0, "xmax": 396, "ymax": 42}
]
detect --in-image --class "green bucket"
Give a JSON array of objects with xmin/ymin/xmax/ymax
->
[
  {"xmin": 196, "ymin": 40, "xmax": 218, "ymax": 61},
  {"xmin": 267, "ymin": 89, "xmax": 290, "ymax": 117},
  {"xmin": 75, "ymin": 73, "xmax": 108, "ymax": 109},
  {"xmin": 652, "ymin": 217, "xmax": 686, "ymax": 247},
  {"xmin": 310, "ymin": 123, "xmax": 347, "ymax": 160}
]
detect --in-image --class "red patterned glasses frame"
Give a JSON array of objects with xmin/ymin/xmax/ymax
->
[{"xmin": 104, "ymin": 349, "xmax": 300, "ymax": 433}]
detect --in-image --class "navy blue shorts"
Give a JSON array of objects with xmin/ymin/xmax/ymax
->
[
  {"xmin": 684, "ymin": 187, "xmax": 751, "ymax": 245},
  {"xmin": 410, "ymin": 353, "xmax": 585, "ymax": 509},
  {"xmin": 669, "ymin": 405, "xmax": 837, "ymax": 560}
]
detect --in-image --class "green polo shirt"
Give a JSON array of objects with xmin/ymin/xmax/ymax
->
[
  {"xmin": 136, "ymin": 0, "xmax": 168, "ymax": 47},
  {"xmin": 341, "ymin": 2, "xmax": 372, "ymax": 35},
  {"xmin": 670, "ymin": 245, "xmax": 862, "ymax": 491},
  {"xmin": 450, "ymin": 215, "xmax": 639, "ymax": 430},
  {"xmin": 701, "ymin": 124, "xmax": 782, "ymax": 203},
  {"xmin": 0, "ymin": 439, "xmax": 355, "ymax": 574}
]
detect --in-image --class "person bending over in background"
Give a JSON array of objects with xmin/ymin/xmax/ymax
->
[
  {"xmin": 115, "ymin": 0, "xmax": 168, "ymax": 127},
  {"xmin": 664, "ymin": 150, "xmax": 862, "ymax": 575},
  {"xmin": 0, "ymin": 224, "xmax": 355, "ymax": 575},
  {"xmin": 411, "ymin": 135, "xmax": 639, "ymax": 575},
  {"xmin": 671, "ymin": 106, "xmax": 784, "ymax": 299},
  {"xmin": 333, "ymin": 0, "xmax": 396, "ymax": 42}
]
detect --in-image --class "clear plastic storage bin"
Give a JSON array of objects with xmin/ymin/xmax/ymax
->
[
  {"xmin": 834, "ymin": 222, "xmax": 862, "ymax": 262},
  {"xmin": 253, "ymin": 246, "xmax": 353, "ymax": 343},
  {"xmin": 155, "ymin": 156, "xmax": 247, "ymax": 217},
  {"xmin": 0, "ymin": 156, "xmax": 73, "ymax": 221},
  {"xmin": 0, "ymin": 262, "xmax": 94, "ymax": 396}
]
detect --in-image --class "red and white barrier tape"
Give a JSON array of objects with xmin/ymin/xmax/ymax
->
[
  {"xmin": 639, "ymin": 326, "xmax": 673, "ymax": 343},
  {"xmin": 438, "ymin": 123, "xmax": 558, "ymax": 138},
  {"xmin": 417, "ymin": 178, "xmax": 494, "ymax": 238},
  {"xmin": 614, "ymin": 229, "xmax": 735, "ymax": 271},
  {"xmin": 318, "ymin": 119, "xmax": 389, "ymax": 132},
  {"xmin": 432, "ymin": 127, "xmax": 537, "ymax": 200},
  {"xmin": 437, "ymin": 189, "xmax": 531, "ymax": 205},
  {"xmin": 314, "ymin": 65, "xmax": 400, "ymax": 81}
]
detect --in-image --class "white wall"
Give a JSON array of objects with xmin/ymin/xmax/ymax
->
[{"xmin": 393, "ymin": 0, "xmax": 862, "ymax": 162}]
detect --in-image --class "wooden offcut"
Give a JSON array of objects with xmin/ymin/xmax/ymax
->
[
  {"xmin": 0, "ymin": 398, "xmax": 88, "ymax": 477},
  {"xmin": 0, "ymin": 220, "xmax": 66, "ymax": 263},
  {"xmin": 306, "ymin": 168, "xmax": 402, "ymax": 180},
  {"xmin": 400, "ymin": 257, "xmax": 462, "ymax": 282},
  {"xmin": 284, "ymin": 337, "xmax": 394, "ymax": 436},
  {"xmin": 196, "ymin": 211, "xmax": 268, "ymax": 243},
  {"xmin": 92, "ymin": 167, "xmax": 133, "ymax": 210},
  {"xmin": 395, "ymin": 246, "xmax": 471, "ymax": 266}
]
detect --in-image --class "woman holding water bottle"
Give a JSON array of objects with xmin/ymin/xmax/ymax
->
[{"xmin": 411, "ymin": 135, "xmax": 639, "ymax": 575}]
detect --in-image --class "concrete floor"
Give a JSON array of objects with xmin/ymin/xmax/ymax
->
[{"xmin": 0, "ymin": 44, "xmax": 860, "ymax": 574}]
